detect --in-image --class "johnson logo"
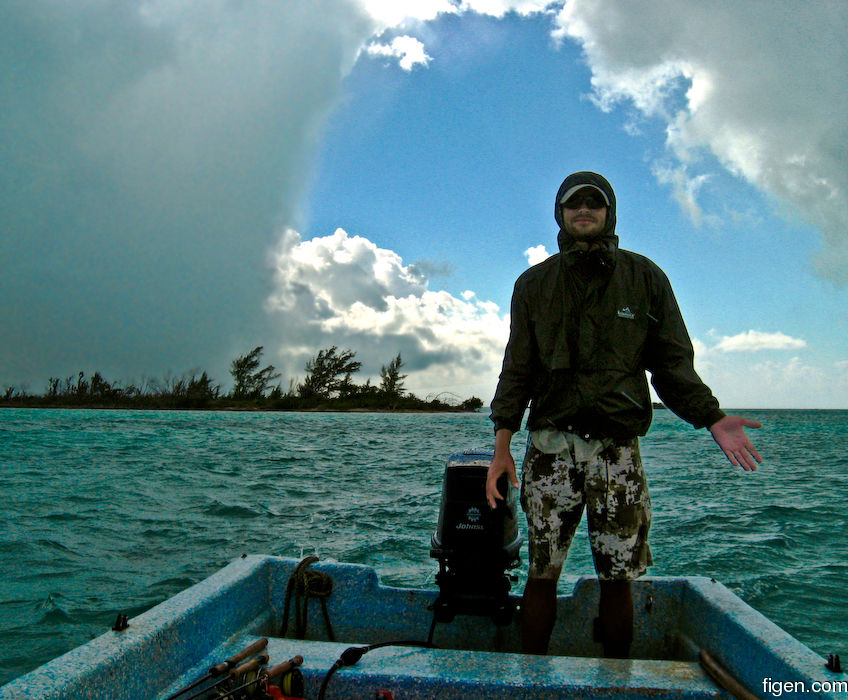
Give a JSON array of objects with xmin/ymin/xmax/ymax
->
[{"xmin": 456, "ymin": 506, "xmax": 484, "ymax": 531}]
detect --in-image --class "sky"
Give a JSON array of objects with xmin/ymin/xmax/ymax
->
[{"xmin": 2, "ymin": 0, "xmax": 847, "ymax": 409}]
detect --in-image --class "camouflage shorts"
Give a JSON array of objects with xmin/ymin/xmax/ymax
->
[{"xmin": 520, "ymin": 431, "xmax": 653, "ymax": 581}]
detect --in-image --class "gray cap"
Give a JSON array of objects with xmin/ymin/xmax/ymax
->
[{"xmin": 558, "ymin": 183, "xmax": 610, "ymax": 206}]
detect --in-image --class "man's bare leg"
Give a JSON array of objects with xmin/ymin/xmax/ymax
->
[
  {"xmin": 599, "ymin": 579, "xmax": 633, "ymax": 658},
  {"xmin": 521, "ymin": 577, "xmax": 558, "ymax": 654}
]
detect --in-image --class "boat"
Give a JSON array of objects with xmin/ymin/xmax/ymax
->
[{"xmin": 2, "ymin": 451, "xmax": 845, "ymax": 699}]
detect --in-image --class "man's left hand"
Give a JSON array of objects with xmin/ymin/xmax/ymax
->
[{"xmin": 709, "ymin": 415, "xmax": 763, "ymax": 471}]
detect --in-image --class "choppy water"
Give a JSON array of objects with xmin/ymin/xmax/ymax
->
[{"xmin": 0, "ymin": 408, "xmax": 845, "ymax": 685}]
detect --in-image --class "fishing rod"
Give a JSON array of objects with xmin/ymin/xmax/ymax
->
[
  {"xmin": 182, "ymin": 654, "xmax": 270, "ymax": 700},
  {"xmin": 214, "ymin": 655, "xmax": 304, "ymax": 700},
  {"xmin": 164, "ymin": 638, "xmax": 269, "ymax": 700}
]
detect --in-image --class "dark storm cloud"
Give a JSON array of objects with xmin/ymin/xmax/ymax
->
[{"xmin": 1, "ymin": 0, "xmax": 373, "ymax": 389}]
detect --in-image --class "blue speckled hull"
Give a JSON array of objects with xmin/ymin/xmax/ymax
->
[{"xmin": 1, "ymin": 555, "xmax": 844, "ymax": 699}]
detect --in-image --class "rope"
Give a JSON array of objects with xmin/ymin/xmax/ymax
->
[{"xmin": 280, "ymin": 556, "xmax": 335, "ymax": 641}]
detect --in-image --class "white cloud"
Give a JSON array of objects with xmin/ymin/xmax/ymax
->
[
  {"xmin": 686, "ymin": 331, "xmax": 840, "ymax": 407},
  {"xmin": 359, "ymin": 0, "xmax": 556, "ymax": 24},
  {"xmin": 358, "ymin": 0, "xmax": 457, "ymax": 27},
  {"xmin": 366, "ymin": 35, "xmax": 432, "ymax": 70},
  {"xmin": 652, "ymin": 163, "xmax": 715, "ymax": 228},
  {"xmin": 710, "ymin": 330, "xmax": 807, "ymax": 354},
  {"xmin": 358, "ymin": 0, "xmax": 556, "ymax": 69},
  {"xmin": 524, "ymin": 244, "xmax": 551, "ymax": 266},
  {"xmin": 696, "ymin": 356, "xmax": 848, "ymax": 409},
  {"xmin": 552, "ymin": 1, "xmax": 848, "ymax": 282},
  {"xmin": 459, "ymin": 0, "xmax": 557, "ymax": 18},
  {"xmin": 267, "ymin": 228, "xmax": 508, "ymax": 397}
]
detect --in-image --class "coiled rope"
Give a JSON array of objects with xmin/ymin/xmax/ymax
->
[{"xmin": 280, "ymin": 556, "xmax": 335, "ymax": 641}]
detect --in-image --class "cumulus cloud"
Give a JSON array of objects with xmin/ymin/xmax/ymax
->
[
  {"xmin": 359, "ymin": 0, "xmax": 457, "ymax": 27},
  {"xmin": 687, "ymin": 330, "xmax": 837, "ymax": 407},
  {"xmin": 266, "ymin": 228, "xmax": 509, "ymax": 397},
  {"xmin": 524, "ymin": 244, "xmax": 551, "ymax": 266},
  {"xmin": 359, "ymin": 0, "xmax": 555, "ymax": 25},
  {"xmin": 553, "ymin": 1, "xmax": 848, "ymax": 281},
  {"xmin": 696, "ymin": 356, "xmax": 848, "ymax": 410},
  {"xmin": 459, "ymin": 0, "xmax": 557, "ymax": 17},
  {"xmin": 366, "ymin": 35, "xmax": 432, "ymax": 70},
  {"xmin": 711, "ymin": 330, "xmax": 807, "ymax": 354}
]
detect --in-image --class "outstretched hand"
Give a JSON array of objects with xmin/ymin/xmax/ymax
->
[{"xmin": 709, "ymin": 415, "xmax": 763, "ymax": 471}]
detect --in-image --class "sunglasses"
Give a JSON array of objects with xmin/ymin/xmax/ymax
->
[{"xmin": 562, "ymin": 194, "xmax": 607, "ymax": 210}]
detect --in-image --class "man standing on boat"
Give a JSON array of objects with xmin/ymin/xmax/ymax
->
[{"xmin": 486, "ymin": 170, "xmax": 762, "ymax": 659}]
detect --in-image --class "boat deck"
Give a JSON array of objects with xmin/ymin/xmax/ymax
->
[
  {"xmin": 2, "ymin": 555, "xmax": 842, "ymax": 699},
  {"xmin": 163, "ymin": 632, "xmax": 724, "ymax": 699}
]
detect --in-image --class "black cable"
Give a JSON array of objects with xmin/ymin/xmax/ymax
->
[
  {"xmin": 317, "ymin": 638, "xmax": 437, "ymax": 700},
  {"xmin": 317, "ymin": 659, "xmax": 345, "ymax": 700}
]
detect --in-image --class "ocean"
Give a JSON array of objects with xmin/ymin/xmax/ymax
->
[{"xmin": 0, "ymin": 408, "xmax": 845, "ymax": 685}]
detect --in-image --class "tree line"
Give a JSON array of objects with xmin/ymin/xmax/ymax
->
[{"xmin": 0, "ymin": 346, "xmax": 484, "ymax": 413}]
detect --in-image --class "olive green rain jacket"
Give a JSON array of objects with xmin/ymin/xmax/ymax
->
[{"xmin": 490, "ymin": 171, "xmax": 726, "ymax": 439}]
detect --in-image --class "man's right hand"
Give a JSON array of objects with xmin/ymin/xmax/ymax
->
[{"xmin": 487, "ymin": 429, "xmax": 519, "ymax": 509}]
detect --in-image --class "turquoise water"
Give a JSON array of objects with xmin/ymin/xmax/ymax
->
[{"xmin": 0, "ymin": 408, "xmax": 845, "ymax": 685}]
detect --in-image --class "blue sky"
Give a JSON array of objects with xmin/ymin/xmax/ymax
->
[{"xmin": 2, "ymin": 1, "xmax": 847, "ymax": 408}]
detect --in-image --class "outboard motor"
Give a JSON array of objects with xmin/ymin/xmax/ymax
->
[{"xmin": 430, "ymin": 449, "xmax": 523, "ymax": 626}]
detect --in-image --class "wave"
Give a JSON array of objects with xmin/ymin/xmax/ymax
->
[
  {"xmin": 34, "ymin": 594, "xmax": 73, "ymax": 625},
  {"xmin": 203, "ymin": 500, "xmax": 266, "ymax": 519}
]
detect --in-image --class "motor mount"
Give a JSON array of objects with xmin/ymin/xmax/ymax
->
[{"xmin": 430, "ymin": 449, "xmax": 523, "ymax": 626}]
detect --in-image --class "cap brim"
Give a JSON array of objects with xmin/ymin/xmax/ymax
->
[{"xmin": 559, "ymin": 184, "xmax": 610, "ymax": 206}]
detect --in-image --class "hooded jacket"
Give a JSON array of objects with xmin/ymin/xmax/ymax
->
[{"xmin": 490, "ymin": 171, "xmax": 725, "ymax": 438}]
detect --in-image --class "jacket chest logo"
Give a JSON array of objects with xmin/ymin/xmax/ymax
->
[{"xmin": 617, "ymin": 306, "xmax": 635, "ymax": 320}]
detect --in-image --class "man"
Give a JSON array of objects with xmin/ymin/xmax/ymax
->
[{"xmin": 485, "ymin": 170, "xmax": 761, "ymax": 659}]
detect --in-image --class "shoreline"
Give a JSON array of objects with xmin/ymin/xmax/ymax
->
[
  {"xmin": 0, "ymin": 402, "xmax": 482, "ymax": 414},
  {"xmin": 3, "ymin": 403, "xmax": 844, "ymax": 413}
]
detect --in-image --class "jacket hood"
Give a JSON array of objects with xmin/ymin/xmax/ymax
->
[{"xmin": 555, "ymin": 171, "xmax": 617, "ymax": 254}]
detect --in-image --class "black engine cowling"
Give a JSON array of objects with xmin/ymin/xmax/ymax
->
[{"xmin": 430, "ymin": 449, "xmax": 523, "ymax": 625}]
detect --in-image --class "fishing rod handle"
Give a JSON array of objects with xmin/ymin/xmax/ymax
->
[
  {"xmin": 266, "ymin": 655, "xmax": 304, "ymax": 680},
  {"xmin": 229, "ymin": 653, "xmax": 269, "ymax": 679},
  {"xmin": 209, "ymin": 637, "xmax": 269, "ymax": 676}
]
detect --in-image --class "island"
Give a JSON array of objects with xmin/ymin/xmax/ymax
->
[{"xmin": 0, "ymin": 346, "xmax": 484, "ymax": 413}]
